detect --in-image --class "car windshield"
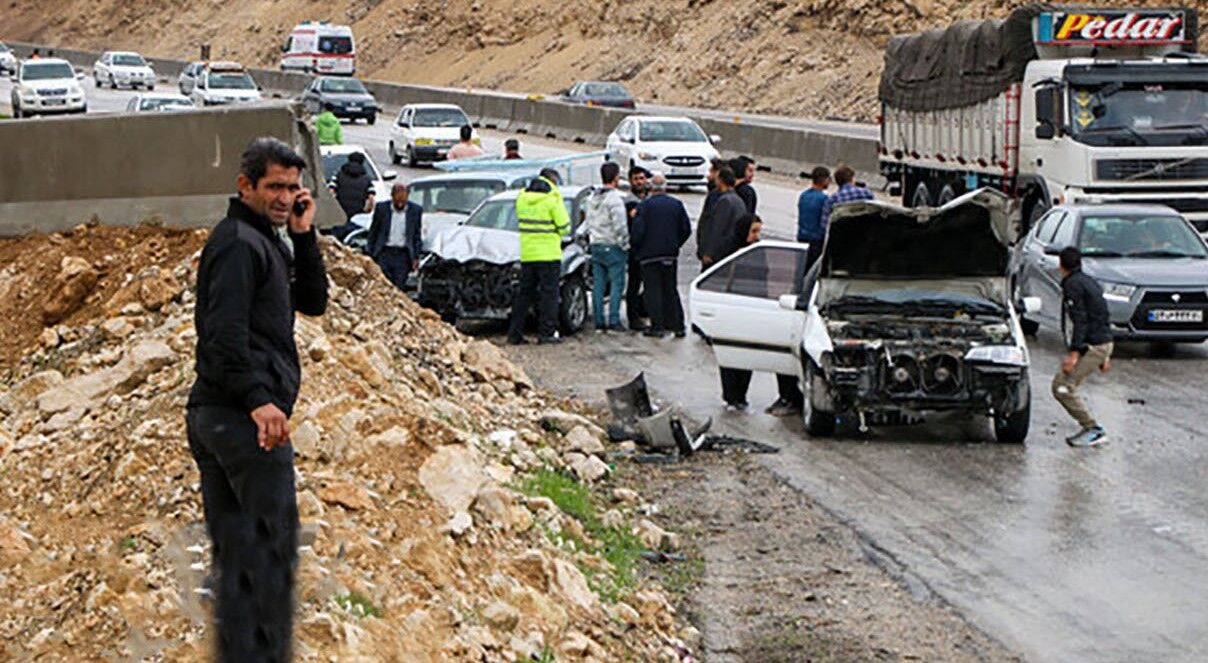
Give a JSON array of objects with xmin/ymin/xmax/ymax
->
[
  {"xmin": 22, "ymin": 63, "xmax": 75, "ymax": 80},
  {"xmin": 413, "ymin": 108, "xmax": 469, "ymax": 127},
  {"xmin": 209, "ymin": 73, "xmax": 255, "ymax": 90},
  {"xmin": 320, "ymin": 78, "xmax": 367, "ymax": 94},
  {"xmin": 828, "ymin": 290, "xmax": 1004, "ymax": 316},
  {"xmin": 465, "ymin": 199, "xmax": 574, "ymax": 233},
  {"xmin": 584, "ymin": 82, "xmax": 628, "ymax": 97},
  {"xmin": 638, "ymin": 120, "xmax": 708, "ymax": 142},
  {"xmin": 1069, "ymin": 82, "xmax": 1208, "ymax": 146},
  {"xmin": 113, "ymin": 54, "xmax": 146, "ymax": 66},
  {"xmin": 410, "ymin": 180, "xmax": 506, "ymax": 214},
  {"xmin": 1079, "ymin": 214, "xmax": 1208, "ymax": 258},
  {"xmin": 142, "ymin": 97, "xmax": 194, "ymax": 111},
  {"xmin": 318, "ymin": 36, "xmax": 353, "ymax": 55},
  {"xmin": 321, "ymin": 153, "xmax": 382, "ymax": 182}
]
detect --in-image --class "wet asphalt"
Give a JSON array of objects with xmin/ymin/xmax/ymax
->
[{"xmin": 16, "ymin": 80, "xmax": 1208, "ymax": 662}]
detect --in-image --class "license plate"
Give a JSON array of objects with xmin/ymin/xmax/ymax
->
[
  {"xmin": 347, "ymin": 105, "xmax": 360, "ymax": 111},
  {"xmin": 1149, "ymin": 309, "xmax": 1203, "ymax": 323},
  {"xmin": 670, "ymin": 167, "xmax": 695, "ymax": 176},
  {"xmin": 44, "ymin": 99, "xmax": 65, "ymax": 106}
]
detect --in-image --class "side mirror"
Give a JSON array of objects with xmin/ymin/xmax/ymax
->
[
  {"xmin": 1035, "ymin": 123, "xmax": 1055, "ymax": 140},
  {"xmin": 778, "ymin": 294, "xmax": 799, "ymax": 311},
  {"xmin": 75, "ymin": 71, "xmax": 85, "ymax": 80},
  {"xmin": 709, "ymin": 134, "xmax": 722, "ymax": 144},
  {"xmin": 1043, "ymin": 243, "xmax": 1062, "ymax": 256},
  {"xmin": 627, "ymin": 136, "xmax": 636, "ymax": 144},
  {"xmin": 382, "ymin": 170, "xmax": 398, "ymax": 181},
  {"xmin": 257, "ymin": 84, "xmax": 264, "ymax": 91},
  {"xmin": 1022, "ymin": 296, "xmax": 1042, "ymax": 315}
]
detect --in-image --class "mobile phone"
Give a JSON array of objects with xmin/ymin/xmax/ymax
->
[{"xmin": 292, "ymin": 199, "xmax": 308, "ymax": 216}]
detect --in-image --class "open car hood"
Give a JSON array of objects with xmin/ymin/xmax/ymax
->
[
  {"xmin": 822, "ymin": 188, "xmax": 1014, "ymax": 279},
  {"xmin": 427, "ymin": 225, "xmax": 519, "ymax": 265}
]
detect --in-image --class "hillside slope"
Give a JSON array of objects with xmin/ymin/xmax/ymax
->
[{"xmin": 6, "ymin": 0, "xmax": 1208, "ymax": 122}]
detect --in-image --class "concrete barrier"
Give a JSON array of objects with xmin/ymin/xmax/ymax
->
[
  {"xmin": 0, "ymin": 103, "xmax": 341, "ymax": 236},
  {"xmin": 7, "ymin": 41, "xmax": 880, "ymax": 179}
]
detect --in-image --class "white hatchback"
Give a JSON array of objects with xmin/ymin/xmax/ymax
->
[
  {"xmin": 93, "ymin": 51, "xmax": 155, "ymax": 90},
  {"xmin": 606, "ymin": 115, "xmax": 720, "ymax": 188},
  {"xmin": 388, "ymin": 104, "xmax": 478, "ymax": 167}
]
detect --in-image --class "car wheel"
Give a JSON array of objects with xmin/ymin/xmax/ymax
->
[
  {"xmin": 406, "ymin": 145, "xmax": 418, "ymax": 168},
  {"xmin": 94, "ymin": 76, "xmax": 101, "ymax": 88},
  {"xmin": 558, "ymin": 275, "xmax": 588, "ymax": 335},
  {"xmin": 367, "ymin": 113, "xmax": 376, "ymax": 126},
  {"xmin": 12, "ymin": 102, "xmax": 22, "ymax": 119},
  {"xmin": 803, "ymin": 360, "xmax": 836, "ymax": 437},
  {"xmin": 993, "ymin": 391, "xmax": 1030, "ymax": 444},
  {"xmin": 109, "ymin": 75, "xmax": 117, "ymax": 89},
  {"xmin": 389, "ymin": 142, "xmax": 401, "ymax": 165}
]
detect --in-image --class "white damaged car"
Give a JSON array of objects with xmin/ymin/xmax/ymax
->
[{"xmin": 689, "ymin": 188, "xmax": 1039, "ymax": 443}]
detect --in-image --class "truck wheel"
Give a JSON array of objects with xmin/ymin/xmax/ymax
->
[
  {"xmin": 804, "ymin": 361, "xmax": 836, "ymax": 437},
  {"xmin": 910, "ymin": 180, "xmax": 933, "ymax": 208},
  {"xmin": 994, "ymin": 399, "xmax": 1030, "ymax": 444},
  {"xmin": 558, "ymin": 275, "xmax": 588, "ymax": 335}
]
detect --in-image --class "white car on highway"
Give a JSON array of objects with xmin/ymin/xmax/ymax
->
[
  {"xmin": 190, "ymin": 62, "xmax": 261, "ymax": 106},
  {"xmin": 389, "ymin": 103, "xmax": 478, "ymax": 167},
  {"xmin": 0, "ymin": 43, "xmax": 17, "ymax": 75},
  {"xmin": 606, "ymin": 115, "xmax": 720, "ymax": 188},
  {"xmin": 9, "ymin": 58, "xmax": 87, "ymax": 118},
  {"xmin": 125, "ymin": 93, "xmax": 195, "ymax": 113},
  {"xmin": 93, "ymin": 51, "xmax": 155, "ymax": 90}
]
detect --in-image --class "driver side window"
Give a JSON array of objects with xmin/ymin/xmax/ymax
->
[
  {"xmin": 1049, "ymin": 213, "xmax": 1076, "ymax": 249},
  {"xmin": 697, "ymin": 247, "xmax": 808, "ymax": 300}
]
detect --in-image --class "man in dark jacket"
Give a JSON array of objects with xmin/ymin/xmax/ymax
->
[
  {"xmin": 624, "ymin": 166, "xmax": 653, "ymax": 331},
  {"xmin": 698, "ymin": 167, "xmax": 749, "ymax": 268},
  {"xmin": 333, "ymin": 152, "xmax": 375, "ymax": 223},
  {"xmin": 731, "ymin": 156, "xmax": 757, "ymax": 215},
  {"xmin": 695, "ymin": 157, "xmax": 726, "ymax": 262},
  {"xmin": 187, "ymin": 137, "xmax": 328, "ymax": 662},
  {"xmin": 367, "ymin": 182, "xmax": 423, "ymax": 290},
  {"xmin": 1053, "ymin": 247, "xmax": 1114, "ymax": 447},
  {"xmin": 632, "ymin": 173, "xmax": 692, "ymax": 337}
]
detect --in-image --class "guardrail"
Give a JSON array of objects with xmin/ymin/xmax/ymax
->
[{"xmin": 6, "ymin": 42, "xmax": 880, "ymax": 178}]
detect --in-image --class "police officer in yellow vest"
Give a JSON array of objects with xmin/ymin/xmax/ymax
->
[{"xmin": 508, "ymin": 168, "xmax": 571, "ymax": 345}]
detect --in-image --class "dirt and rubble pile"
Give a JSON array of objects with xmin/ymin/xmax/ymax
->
[
  {"xmin": 8, "ymin": 0, "xmax": 1207, "ymax": 123},
  {"xmin": 0, "ymin": 224, "xmax": 690, "ymax": 661}
]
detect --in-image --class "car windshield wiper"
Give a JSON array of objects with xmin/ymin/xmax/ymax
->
[
  {"xmin": 1080, "ymin": 249, "xmax": 1126, "ymax": 257},
  {"xmin": 1126, "ymin": 249, "xmax": 1204, "ymax": 258},
  {"xmin": 1081, "ymin": 125, "xmax": 1149, "ymax": 145}
]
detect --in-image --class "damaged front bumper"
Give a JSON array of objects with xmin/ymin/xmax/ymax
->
[{"xmin": 417, "ymin": 258, "xmax": 520, "ymax": 322}]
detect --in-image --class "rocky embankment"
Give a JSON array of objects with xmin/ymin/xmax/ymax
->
[{"xmin": 0, "ymin": 224, "xmax": 691, "ymax": 661}]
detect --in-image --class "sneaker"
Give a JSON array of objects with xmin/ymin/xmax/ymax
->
[
  {"xmin": 765, "ymin": 398, "xmax": 803, "ymax": 417},
  {"xmin": 538, "ymin": 336, "xmax": 562, "ymax": 345},
  {"xmin": 724, "ymin": 401, "xmax": 749, "ymax": 413},
  {"xmin": 1066, "ymin": 426, "xmax": 1108, "ymax": 447}
]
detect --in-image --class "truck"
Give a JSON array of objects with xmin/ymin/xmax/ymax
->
[
  {"xmin": 879, "ymin": 5, "xmax": 1208, "ymax": 235},
  {"xmin": 280, "ymin": 22, "xmax": 356, "ymax": 76}
]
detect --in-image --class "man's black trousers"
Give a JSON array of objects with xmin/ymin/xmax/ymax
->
[
  {"xmin": 509, "ymin": 261, "xmax": 560, "ymax": 341},
  {"xmin": 640, "ymin": 259, "xmax": 684, "ymax": 334},
  {"xmin": 187, "ymin": 405, "xmax": 298, "ymax": 663},
  {"xmin": 375, "ymin": 246, "xmax": 412, "ymax": 291},
  {"xmin": 626, "ymin": 254, "xmax": 647, "ymax": 327}
]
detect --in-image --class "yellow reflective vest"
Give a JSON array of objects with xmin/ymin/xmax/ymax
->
[{"xmin": 515, "ymin": 177, "xmax": 571, "ymax": 263}]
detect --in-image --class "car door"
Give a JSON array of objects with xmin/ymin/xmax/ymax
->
[
  {"xmin": 690, "ymin": 242, "xmax": 811, "ymax": 375},
  {"xmin": 1037, "ymin": 210, "xmax": 1076, "ymax": 319},
  {"xmin": 1018, "ymin": 209, "xmax": 1057, "ymax": 321}
]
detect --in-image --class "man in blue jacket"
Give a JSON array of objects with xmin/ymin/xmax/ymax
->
[
  {"xmin": 367, "ymin": 182, "xmax": 423, "ymax": 290},
  {"xmin": 631, "ymin": 173, "xmax": 692, "ymax": 338},
  {"xmin": 797, "ymin": 166, "xmax": 831, "ymax": 267}
]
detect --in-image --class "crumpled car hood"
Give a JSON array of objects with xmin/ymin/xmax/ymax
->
[
  {"xmin": 427, "ymin": 225, "xmax": 520, "ymax": 265},
  {"xmin": 823, "ymin": 188, "xmax": 1013, "ymax": 279}
]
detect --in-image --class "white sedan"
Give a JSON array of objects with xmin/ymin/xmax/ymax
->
[
  {"xmin": 93, "ymin": 51, "xmax": 155, "ymax": 90},
  {"xmin": 606, "ymin": 115, "xmax": 720, "ymax": 188}
]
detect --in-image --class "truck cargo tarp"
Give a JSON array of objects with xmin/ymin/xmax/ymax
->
[{"xmin": 879, "ymin": 5, "xmax": 1050, "ymax": 112}]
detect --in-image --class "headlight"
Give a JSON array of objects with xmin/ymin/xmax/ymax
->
[
  {"xmin": 1101, "ymin": 282, "xmax": 1136, "ymax": 302},
  {"xmin": 414, "ymin": 138, "xmax": 434, "ymax": 146},
  {"xmin": 637, "ymin": 151, "xmax": 661, "ymax": 161},
  {"xmin": 19, "ymin": 85, "xmax": 37, "ymax": 96},
  {"xmin": 964, "ymin": 345, "xmax": 1029, "ymax": 367}
]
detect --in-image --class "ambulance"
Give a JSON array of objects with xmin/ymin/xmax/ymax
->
[{"xmin": 280, "ymin": 22, "xmax": 356, "ymax": 76}]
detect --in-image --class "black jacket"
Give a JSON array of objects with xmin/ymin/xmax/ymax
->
[
  {"xmin": 367, "ymin": 200, "xmax": 423, "ymax": 260},
  {"xmin": 189, "ymin": 198, "xmax": 329, "ymax": 416},
  {"xmin": 1061, "ymin": 268, "xmax": 1112, "ymax": 354},
  {"xmin": 735, "ymin": 182, "xmax": 758, "ymax": 215},
  {"xmin": 698, "ymin": 191, "xmax": 750, "ymax": 263},
  {"xmin": 631, "ymin": 194, "xmax": 692, "ymax": 262},
  {"xmin": 334, "ymin": 161, "xmax": 374, "ymax": 219}
]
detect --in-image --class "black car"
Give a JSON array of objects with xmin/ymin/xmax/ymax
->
[
  {"xmin": 562, "ymin": 81, "xmax": 635, "ymax": 109},
  {"xmin": 301, "ymin": 76, "xmax": 378, "ymax": 124}
]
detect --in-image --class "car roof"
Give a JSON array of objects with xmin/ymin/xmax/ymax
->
[
  {"xmin": 405, "ymin": 103, "xmax": 466, "ymax": 111},
  {"xmin": 206, "ymin": 61, "xmax": 246, "ymax": 72},
  {"xmin": 1063, "ymin": 203, "xmax": 1183, "ymax": 217},
  {"xmin": 24, "ymin": 58, "xmax": 72, "ymax": 67},
  {"xmin": 409, "ymin": 171, "xmax": 535, "ymax": 185},
  {"xmin": 108, "ymin": 51, "xmax": 143, "ymax": 57},
  {"xmin": 139, "ymin": 94, "xmax": 191, "ymax": 101},
  {"xmin": 483, "ymin": 185, "xmax": 590, "ymax": 202},
  {"xmin": 320, "ymin": 144, "xmax": 375, "ymax": 158},
  {"xmin": 630, "ymin": 115, "xmax": 696, "ymax": 123}
]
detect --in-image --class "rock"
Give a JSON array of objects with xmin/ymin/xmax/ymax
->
[
  {"xmin": 679, "ymin": 624, "xmax": 703, "ymax": 651},
  {"xmin": 100, "ymin": 317, "xmax": 134, "ymax": 339},
  {"xmin": 103, "ymin": 267, "xmax": 182, "ymax": 315},
  {"xmin": 36, "ymin": 340, "xmax": 175, "ymax": 417},
  {"xmin": 292, "ymin": 420, "xmax": 323, "ymax": 460},
  {"xmin": 539, "ymin": 410, "xmax": 605, "ymax": 437},
  {"xmin": 472, "ymin": 487, "xmax": 514, "ymax": 528},
  {"xmin": 318, "ymin": 482, "xmax": 374, "ymax": 511},
  {"xmin": 430, "ymin": 398, "xmax": 469, "ymax": 428},
  {"xmin": 0, "ymin": 524, "xmax": 32, "ymax": 566},
  {"xmin": 550, "ymin": 558, "xmax": 598, "ymax": 611},
  {"xmin": 308, "ymin": 335, "xmax": 333, "ymax": 362},
  {"xmin": 297, "ymin": 490, "xmax": 325, "ymax": 519},
  {"xmin": 417, "ymin": 367, "xmax": 442, "ymax": 396},
  {"xmin": 632, "ymin": 589, "xmax": 676, "ymax": 630},
  {"xmin": 418, "ymin": 445, "xmax": 488, "ymax": 514},
  {"xmin": 565, "ymin": 426, "xmax": 605, "ymax": 456},
  {"xmin": 38, "ymin": 328, "xmax": 60, "ymax": 350},
  {"xmin": 571, "ymin": 455, "xmax": 610, "ymax": 483},
  {"xmin": 635, "ymin": 519, "xmax": 678, "ymax": 551},
  {"xmin": 462, "ymin": 340, "xmax": 531, "ymax": 386},
  {"xmin": 443, "ymin": 511, "xmax": 473, "ymax": 537},
  {"xmin": 557, "ymin": 631, "xmax": 596, "ymax": 657},
  {"xmin": 609, "ymin": 601, "xmax": 641, "ymax": 626},
  {"xmin": 340, "ymin": 347, "xmax": 392, "ymax": 389},
  {"xmin": 0, "ymin": 370, "xmax": 64, "ymax": 416},
  {"xmin": 611, "ymin": 488, "xmax": 641, "ymax": 506},
  {"xmin": 481, "ymin": 600, "xmax": 520, "ymax": 631},
  {"xmin": 600, "ymin": 509, "xmax": 625, "ymax": 530},
  {"xmin": 42, "ymin": 256, "xmax": 99, "ymax": 324}
]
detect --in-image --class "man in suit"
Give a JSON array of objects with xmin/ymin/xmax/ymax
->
[{"xmin": 367, "ymin": 182, "xmax": 423, "ymax": 290}]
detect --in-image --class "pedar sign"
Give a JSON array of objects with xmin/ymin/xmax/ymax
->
[{"xmin": 1037, "ymin": 10, "xmax": 1189, "ymax": 45}]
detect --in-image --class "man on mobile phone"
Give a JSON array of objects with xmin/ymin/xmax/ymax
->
[{"xmin": 187, "ymin": 136, "xmax": 328, "ymax": 661}]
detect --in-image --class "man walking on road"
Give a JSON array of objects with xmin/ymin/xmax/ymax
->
[
  {"xmin": 1053, "ymin": 247, "xmax": 1114, "ymax": 447},
  {"xmin": 447, "ymin": 124, "xmax": 485, "ymax": 160},
  {"xmin": 632, "ymin": 173, "xmax": 692, "ymax": 338},
  {"xmin": 797, "ymin": 166, "xmax": 832, "ymax": 268},
  {"xmin": 509, "ymin": 168, "xmax": 570, "ymax": 345},
  {"xmin": 315, "ymin": 103, "xmax": 342, "ymax": 146},
  {"xmin": 821, "ymin": 164, "xmax": 874, "ymax": 229},
  {"xmin": 187, "ymin": 137, "xmax": 328, "ymax": 662},
  {"xmin": 624, "ymin": 166, "xmax": 653, "ymax": 331},
  {"xmin": 367, "ymin": 182, "xmax": 423, "ymax": 291},
  {"xmin": 585, "ymin": 161, "xmax": 630, "ymax": 332}
]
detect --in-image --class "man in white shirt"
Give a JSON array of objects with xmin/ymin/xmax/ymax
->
[{"xmin": 367, "ymin": 182, "xmax": 424, "ymax": 290}]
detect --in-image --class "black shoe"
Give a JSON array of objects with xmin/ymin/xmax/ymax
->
[
  {"xmin": 674, "ymin": 330, "xmax": 687, "ymax": 338},
  {"xmin": 643, "ymin": 329, "xmax": 668, "ymax": 338},
  {"xmin": 765, "ymin": 398, "xmax": 803, "ymax": 417},
  {"xmin": 538, "ymin": 336, "xmax": 562, "ymax": 345},
  {"xmin": 608, "ymin": 324, "xmax": 627, "ymax": 333},
  {"xmin": 629, "ymin": 322, "xmax": 649, "ymax": 332},
  {"xmin": 507, "ymin": 336, "xmax": 528, "ymax": 346}
]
